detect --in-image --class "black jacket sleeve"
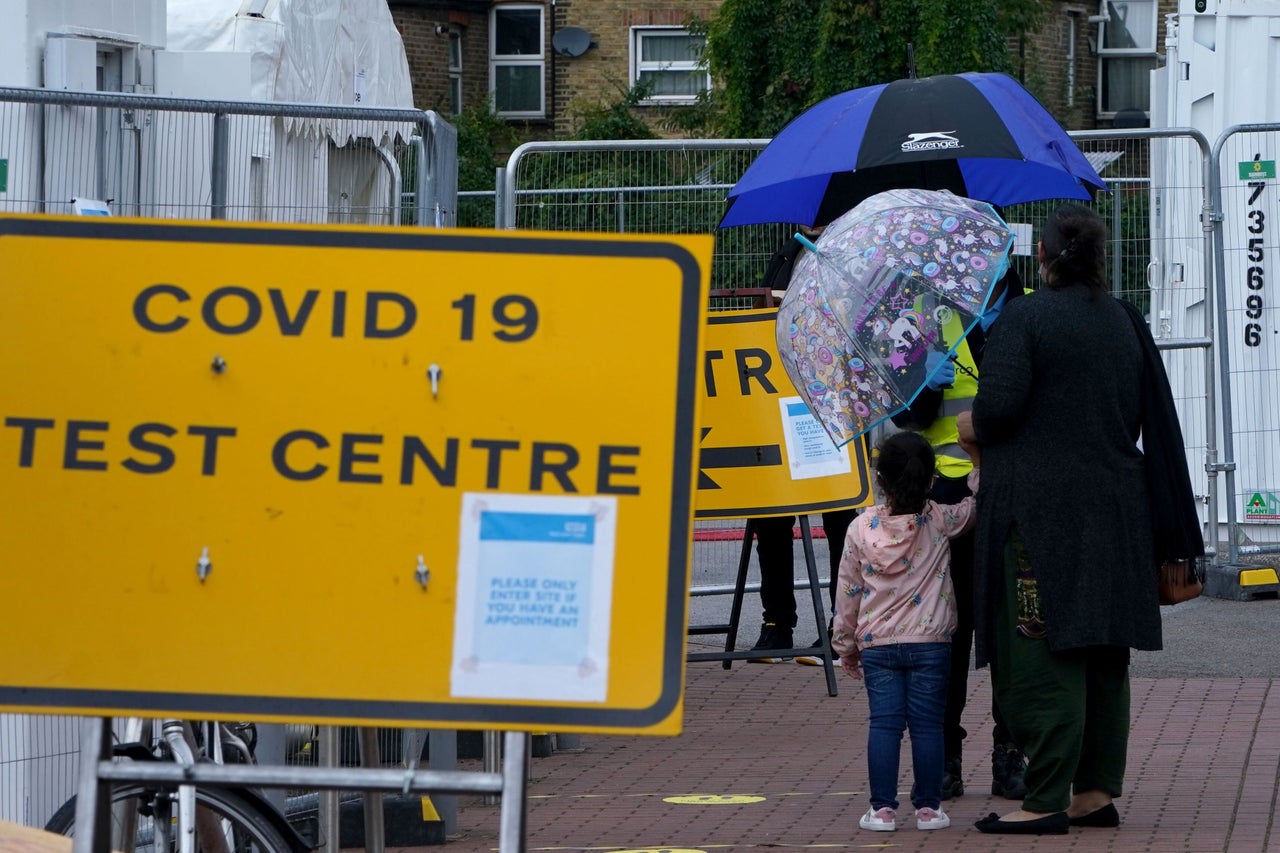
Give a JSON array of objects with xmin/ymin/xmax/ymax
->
[
  {"xmin": 1119, "ymin": 298, "xmax": 1205, "ymax": 564},
  {"xmin": 762, "ymin": 237, "xmax": 804, "ymax": 291},
  {"xmin": 891, "ymin": 386, "xmax": 943, "ymax": 429}
]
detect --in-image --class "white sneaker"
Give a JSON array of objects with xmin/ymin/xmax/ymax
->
[
  {"xmin": 915, "ymin": 806, "xmax": 951, "ymax": 830},
  {"xmin": 859, "ymin": 806, "xmax": 897, "ymax": 831}
]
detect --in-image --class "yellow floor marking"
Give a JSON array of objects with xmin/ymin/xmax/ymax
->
[
  {"xmin": 529, "ymin": 791, "xmax": 862, "ymax": 801},
  {"xmin": 525, "ymin": 846, "xmax": 899, "ymax": 852},
  {"xmin": 663, "ymin": 795, "xmax": 766, "ymax": 805}
]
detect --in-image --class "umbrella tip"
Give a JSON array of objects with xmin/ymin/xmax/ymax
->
[
  {"xmin": 795, "ymin": 232, "xmax": 821, "ymax": 253},
  {"xmin": 906, "ymin": 43, "xmax": 917, "ymax": 78}
]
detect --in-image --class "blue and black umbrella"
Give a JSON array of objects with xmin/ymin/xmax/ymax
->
[{"xmin": 720, "ymin": 72, "xmax": 1108, "ymax": 228}]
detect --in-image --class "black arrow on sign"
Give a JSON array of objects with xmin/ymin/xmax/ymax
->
[{"xmin": 698, "ymin": 427, "xmax": 783, "ymax": 489}]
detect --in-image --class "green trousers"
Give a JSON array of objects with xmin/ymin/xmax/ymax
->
[{"xmin": 989, "ymin": 535, "xmax": 1131, "ymax": 813}]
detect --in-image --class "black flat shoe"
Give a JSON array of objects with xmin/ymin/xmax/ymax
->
[
  {"xmin": 974, "ymin": 811, "xmax": 1070, "ymax": 835},
  {"xmin": 1069, "ymin": 803, "xmax": 1120, "ymax": 827}
]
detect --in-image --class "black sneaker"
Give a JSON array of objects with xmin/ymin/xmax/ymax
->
[
  {"xmin": 748, "ymin": 622, "xmax": 794, "ymax": 663},
  {"xmin": 942, "ymin": 755, "xmax": 964, "ymax": 799},
  {"xmin": 991, "ymin": 743, "xmax": 1028, "ymax": 800}
]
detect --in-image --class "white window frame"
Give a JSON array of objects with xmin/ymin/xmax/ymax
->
[
  {"xmin": 489, "ymin": 3, "xmax": 545, "ymax": 119},
  {"xmin": 448, "ymin": 31, "xmax": 463, "ymax": 115},
  {"xmin": 629, "ymin": 26, "xmax": 710, "ymax": 105},
  {"xmin": 1095, "ymin": 0, "xmax": 1159, "ymax": 119}
]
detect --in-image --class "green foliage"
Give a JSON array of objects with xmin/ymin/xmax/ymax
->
[
  {"xmin": 913, "ymin": 0, "xmax": 1012, "ymax": 77},
  {"xmin": 704, "ymin": 0, "xmax": 821, "ymax": 138},
  {"xmin": 451, "ymin": 99, "xmax": 522, "ymax": 228},
  {"xmin": 706, "ymin": 0, "xmax": 1047, "ymax": 138},
  {"xmin": 566, "ymin": 81, "xmax": 658, "ymax": 141},
  {"xmin": 454, "ymin": 99, "xmax": 519, "ymax": 193},
  {"xmin": 996, "ymin": 0, "xmax": 1049, "ymax": 41}
]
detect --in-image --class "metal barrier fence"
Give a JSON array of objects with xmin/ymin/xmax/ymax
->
[
  {"xmin": 0, "ymin": 85, "xmax": 461, "ymax": 836},
  {"xmin": 499, "ymin": 130, "xmax": 1223, "ymax": 561},
  {"xmin": 0, "ymin": 86, "xmax": 457, "ymax": 226},
  {"xmin": 498, "ymin": 139, "xmax": 789, "ymax": 297},
  {"xmin": 1212, "ymin": 124, "xmax": 1280, "ymax": 561}
]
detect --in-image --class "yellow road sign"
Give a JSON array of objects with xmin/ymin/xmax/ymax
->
[
  {"xmin": 696, "ymin": 310, "xmax": 872, "ymax": 518},
  {"xmin": 0, "ymin": 215, "xmax": 711, "ymax": 735}
]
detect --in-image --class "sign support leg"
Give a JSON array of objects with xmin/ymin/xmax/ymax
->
[
  {"xmin": 721, "ymin": 520, "xmax": 755, "ymax": 668},
  {"xmin": 798, "ymin": 516, "xmax": 838, "ymax": 697},
  {"xmin": 71, "ymin": 717, "xmax": 113, "ymax": 853},
  {"xmin": 498, "ymin": 732, "xmax": 529, "ymax": 853},
  {"xmin": 359, "ymin": 728, "xmax": 386, "ymax": 853},
  {"xmin": 317, "ymin": 726, "xmax": 341, "ymax": 853}
]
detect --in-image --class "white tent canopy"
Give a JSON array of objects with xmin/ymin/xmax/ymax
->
[{"xmin": 167, "ymin": 0, "xmax": 416, "ymax": 143}]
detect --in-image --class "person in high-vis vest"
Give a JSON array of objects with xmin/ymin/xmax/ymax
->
[{"xmin": 892, "ymin": 264, "xmax": 1030, "ymax": 802}]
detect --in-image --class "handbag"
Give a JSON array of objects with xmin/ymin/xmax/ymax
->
[{"xmin": 1158, "ymin": 558, "xmax": 1203, "ymax": 605}]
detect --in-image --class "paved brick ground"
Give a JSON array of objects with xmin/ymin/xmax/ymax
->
[{"xmin": 429, "ymin": 644, "xmax": 1279, "ymax": 853}]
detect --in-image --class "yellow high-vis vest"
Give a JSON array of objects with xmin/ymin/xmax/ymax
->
[{"xmin": 919, "ymin": 310, "xmax": 978, "ymax": 479}]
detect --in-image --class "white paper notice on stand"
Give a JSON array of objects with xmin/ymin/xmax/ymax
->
[
  {"xmin": 451, "ymin": 493, "xmax": 617, "ymax": 703},
  {"xmin": 779, "ymin": 397, "xmax": 852, "ymax": 480}
]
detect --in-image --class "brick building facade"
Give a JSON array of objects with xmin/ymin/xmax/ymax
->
[
  {"xmin": 1019, "ymin": 0, "xmax": 1179, "ymax": 130},
  {"xmin": 390, "ymin": 0, "xmax": 720, "ymax": 137},
  {"xmin": 389, "ymin": 1, "xmax": 491, "ymax": 116},
  {"xmin": 548, "ymin": 0, "xmax": 721, "ymax": 136},
  {"xmin": 389, "ymin": 0, "xmax": 1177, "ymax": 136}
]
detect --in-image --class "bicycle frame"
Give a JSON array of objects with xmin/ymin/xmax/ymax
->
[{"xmin": 103, "ymin": 717, "xmax": 312, "ymax": 853}]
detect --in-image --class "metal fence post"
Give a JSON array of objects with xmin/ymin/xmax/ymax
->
[
  {"xmin": 70, "ymin": 717, "xmax": 112, "ymax": 853},
  {"xmin": 427, "ymin": 730, "xmax": 458, "ymax": 835},
  {"xmin": 318, "ymin": 725, "xmax": 340, "ymax": 853},
  {"xmin": 495, "ymin": 166, "xmax": 508, "ymax": 229},
  {"xmin": 254, "ymin": 724, "xmax": 288, "ymax": 811},
  {"xmin": 482, "ymin": 731, "xmax": 501, "ymax": 805},
  {"xmin": 413, "ymin": 130, "xmax": 429, "ymax": 227},
  {"xmin": 359, "ymin": 728, "xmax": 386, "ymax": 853},
  {"xmin": 210, "ymin": 112, "xmax": 228, "ymax": 220},
  {"xmin": 497, "ymin": 732, "xmax": 529, "ymax": 853},
  {"xmin": 1110, "ymin": 187, "xmax": 1123, "ymax": 296}
]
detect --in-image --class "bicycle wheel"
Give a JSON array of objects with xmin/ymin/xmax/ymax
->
[{"xmin": 46, "ymin": 785, "xmax": 295, "ymax": 853}]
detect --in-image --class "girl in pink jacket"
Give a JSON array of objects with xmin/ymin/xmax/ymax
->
[{"xmin": 831, "ymin": 430, "xmax": 979, "ymax": 833}]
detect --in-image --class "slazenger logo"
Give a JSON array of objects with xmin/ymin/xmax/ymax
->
[{"xmin": 901, "ymin": 131, "xmax": 962, "ymax": 152}]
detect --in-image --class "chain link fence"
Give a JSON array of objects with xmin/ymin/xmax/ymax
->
[
  {"xmin": 498, "ymin": 128, "xmax": 1224, "ymax": 562},
  {"xmin": 1212, "ymin": 125, "xmax": 1280, "ymax": 560},
  {"xmin": 0, "ymin": 86, "xmax": 456, "ymax": 226}
]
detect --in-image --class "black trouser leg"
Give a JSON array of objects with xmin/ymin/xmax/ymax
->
[
  {"xmin": 819, "ymin": 508, "xmax": 857, "ymax": 612},
  {"xmin": 754, "ymin": 514, "xmax": 798, "ymax": 628},
  {"xmin": 931, "ymin": 475, "xmax": 974, "ymax": 762}
]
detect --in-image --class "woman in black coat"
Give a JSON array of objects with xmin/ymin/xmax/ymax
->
[{"xmin": 960, "ymin": 204, "xmax": 1164, "ymax": 835}]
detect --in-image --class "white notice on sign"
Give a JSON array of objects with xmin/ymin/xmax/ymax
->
[
  {"xmin": 451, "ymin": 493, "xmax": 616, "ymax": 702},
  {"xmin": 779, "ymin": 397, "xmax": 852, "ymax": 480}
]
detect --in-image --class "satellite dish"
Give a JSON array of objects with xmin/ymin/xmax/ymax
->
[{"xmin": 552, "ymin": 26, "xmax": 594, "ymax": 58}]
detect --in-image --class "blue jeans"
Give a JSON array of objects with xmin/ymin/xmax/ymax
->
[{"xmin": 861, "ymin": 642, "xmax": 951, "ymax": 811}]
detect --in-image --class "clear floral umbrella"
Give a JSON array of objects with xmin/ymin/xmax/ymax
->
[{"xmin": 775, "ymin": 187, "xmax": 1015, "ymax": 447}]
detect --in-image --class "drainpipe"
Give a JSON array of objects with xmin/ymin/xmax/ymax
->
[
  {"xmin": 549, "ymin": 0, "xmax": 557, "ymax": 125},
  {"xmin": 1066, "ymin": 11, "xmax": 1078, "ymax": 107}
]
